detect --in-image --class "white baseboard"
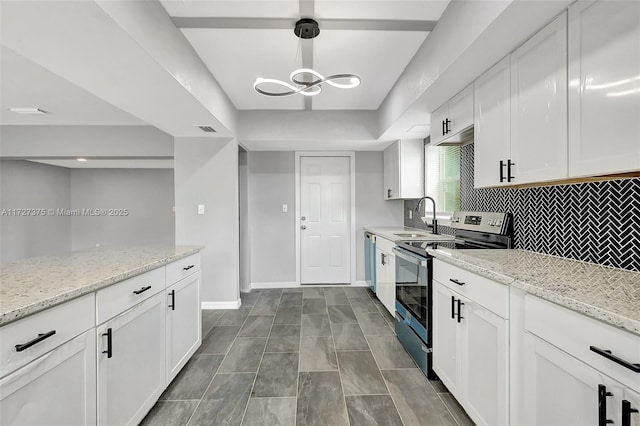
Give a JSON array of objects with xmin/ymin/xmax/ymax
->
[
  {"xmin": 201, "ymin": 299, "xmax": 241, "ymax": 310},
  {"xmin": 351, "ymin": 280, "xmax": 369, "ymax": 287},
  {"xmin": 250, "ymin": 281, "xmax": 299, "ymax": 290}
]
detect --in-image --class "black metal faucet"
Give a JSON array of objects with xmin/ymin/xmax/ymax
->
[{"xmin": 415, "ymin": 196, "xmax": 438, "ymax": 235}]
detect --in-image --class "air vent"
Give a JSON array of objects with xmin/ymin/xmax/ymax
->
[{"xmin": 196, "ymin": 125, "xmax": 216, "ymax": 133}]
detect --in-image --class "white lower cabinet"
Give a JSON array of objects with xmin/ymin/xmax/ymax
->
[
  {"xmin": 166, "ymin": 272, "xmax": 201, "ymax": 383},
  {"xmin": 0, "ymin": 330, "xmax": 96, "ymax": 426},
  {"xmin": 433, "ymin": 279, "xmax": 509, "ymax": 426},
  {"xmin": 97, "ymin": 292, "xmax": 165, "ymax": 426}
]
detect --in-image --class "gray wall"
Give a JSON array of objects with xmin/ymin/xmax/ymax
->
[
  {"xmin": 246, "ymin": 151, "xmax": 404, "ymax": 285},
  {"xmin": 174, "ymin": 137, "xmax": 240, "ymax": 304},
  {"xmin": 70, "ymin": 169, "xmax": 174, "ymax": 250},
  {"xmin": 0, "ymin": 160, "xmax": 72, "ymax": 262}
]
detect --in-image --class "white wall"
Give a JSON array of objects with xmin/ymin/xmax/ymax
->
[
  {"xmin": 245, "ymin": 151, "xmax": 403, "ymax": 285},
  {"xmin": 70, "ymin": 168, "xmax": 174, "ymax": 250},
  {"xmin": 174, "ymin": 137, "xmax": 240, "ymax": 305},
  {"xmin": 0, "ymin": 160, "xmax": 72, "ymax": 262}
]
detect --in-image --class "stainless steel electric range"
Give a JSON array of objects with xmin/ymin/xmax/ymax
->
[{"xmin": 393, "ymin": 211, "xmax": 514, "ymax": 379}]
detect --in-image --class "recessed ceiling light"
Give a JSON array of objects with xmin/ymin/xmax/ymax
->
[
  {"xmin": 407, "ymin": 124, "xmax": 431, "ymax": 133},
  {"xmin": 76, "ymin": 158, "xmax": 87, "ymax": 162},
  {"xmin": 8, "ymin": 107, "xmax": 48, "ymax": 115}
]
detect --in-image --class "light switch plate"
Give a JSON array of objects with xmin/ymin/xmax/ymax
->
[{"xmin": 198, "ymin": 204, "xmax": 205, "ymax": 215}]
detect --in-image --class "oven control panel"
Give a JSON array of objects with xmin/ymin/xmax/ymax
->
[{"xmin": 450, "ymin": 211, "xmax": 511, "ymax": 235}]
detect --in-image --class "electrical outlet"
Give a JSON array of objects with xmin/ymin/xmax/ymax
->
[
  {"xmin": 198, "ymin": 204, "xmax": 205, "ymax": 215},
  {"xmin": 282, "ymin": 204, "xmax": 288, "ymax": 213},
  {"xmin": 408, "ymin": 209, "xmax": 413, "ymax": 219}
]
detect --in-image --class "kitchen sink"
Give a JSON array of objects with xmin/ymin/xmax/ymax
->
[{"xmin": 394, "ymin": 233, "xmax": 428, "ymax": 238}]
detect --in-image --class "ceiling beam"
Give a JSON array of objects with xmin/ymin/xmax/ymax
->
[{"xmin": 172, "ymin": 17, "xmax": 437, "ymax": 32}]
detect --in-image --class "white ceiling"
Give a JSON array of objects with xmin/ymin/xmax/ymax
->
[
  {"xmin": 0, "ymin": 46, "xmax": 146, "ymax": 126},
  {"xmin": 161, "ymin": 0, "xmax": 449, "ymax": 111}
]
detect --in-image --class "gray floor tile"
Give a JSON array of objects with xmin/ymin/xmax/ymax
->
[
  {"xmin": 140, "ymin": 400, "xmax": 199, "ymax": 426},
  {"xmin": 381, "ymin": 369, "xmax": 457, "ymax": 426},
  {"xmin": 217, "ymin": 306, "xmax": 252, "ymax": 326},
  {"xmin": 430, "ymin": 378, "xmax": 449, "ymax": 393},
  {"xmin": 377, "ymin": 305, "xmax": 395, "ymax": 324},
  {"xmin": 160, "ymin": 354, "xmax": 224, "ymax": 400},
  {"xmin": 187, "ymin": 373, "xmax": 255, "ymax": 426},
  {"xmin": 337, "ymin": 351, "xmax": 388, "ymax": 396},
  {"xmin": 344, "ymin": 287, "xmax": 369, "ymax": 298},
  {"xmin": 250, "ymin": 297, "xmax": 279, "ymax": 315},
  {"xmin": 331, "ymin": 323, "xmax": 369, "ymax": 351},
  {"xmin": 201, "ymin": 310, "xmax": 224, "ymax": 335},
  {"xmin": 345, "ymin": 395, "xmax": 404, "ymax": 426},
  {"xmin": 440, "ymin": 393, "xmax": 475, "ymax": 426},
  {"xmin": 241, "ymin": 398, "xmax": 296, "ymax": 426},
  {"xmin": 252, "ymin": 352, "xmax": 299, "ymax": 397},
  {"xmin": 367, "ymin": 336, "xmax": 415, "ymax": 369},
  {"xmin": 303, "ymin": 287, "xmax": 325, "ymax": 299},
  {"xmin": 328, "ymin": 305, "xmax": 358, "ymax": 323},
  {"xmin": 301, "ymin": 314, "xmax": 332, "ymax": 337},
  {"xmin": 240, "ymin": 292, "xmax": 262, "ymax": 306},
  {"xmin": 296, "ymin": 371, "xmax": 349, "ymax": 426},
  {"xmin": 324, "ymin": 288, "xmax": 349, "ymax": 305},
  {"xmin": 349, "ymin": 297, "xmax": 380, "ymax": 314},
  {"xmin": 299, "ymin": 336, "xmax": 337, "ymax": 371},
  {"xmin": 302, "ymin": 298, "xmax": 327, "ymax": 314},
  {"xmin": 280, "ymin": 292, "xmax": 303, "ymax": 306},
  {"xmin": 239, "ymin": 315, "xmax": 274, "ymax": 337},
  {"xmin": 266, "ymin": 325, "xmax": 300, "ymax": 352},
  {"xmin": 274, "ymin": 305, "xmax": 302, "ymax": 325},
  {"xmin": 219, "ymin": 337, "xmax": 267, "ymax": 373},
  {"xmin": 261, "ymin": 289, "xmax": 283, "ymax": 298},
  {"xmin": 282, "ymin": 288, "xmax": 303, "ymax": 293},
  {"xmin": 357, "ymin": 312, "xmax": 395, "ymax": 336},
  {"xmin": 198, "ymin": 326, "xmax": 241, "ymax": 355}
]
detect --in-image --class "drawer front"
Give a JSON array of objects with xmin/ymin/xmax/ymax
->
[
  {"xmin": 525, "ymin": 295, "xmax": 640, "ymax": 392},
  {"xmin": 96, "ymin": 267, "xmax": 165, "ymax": 324},
  {"xmin": 0, "ymin": 293, "xmax": 95, "ymax": 378},
  {"xmin": 376, "ymin": 236, "xmax": 395, "ymax": 255},
  {"xmin": 166, "ymin": 253, "xmax": 201, "ymax": 285},
  {"xmin": 433, "ymin": 259, "xmax": 509, "ymax": 318}
]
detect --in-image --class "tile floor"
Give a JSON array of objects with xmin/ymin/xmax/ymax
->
[{"xmin": 141, "ymin": 287, "xmax": 474, "ymax": 426}]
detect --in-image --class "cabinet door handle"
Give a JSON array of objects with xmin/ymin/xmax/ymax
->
[
  {"xmin": 133, "ymin": 285, "xmax": 152, "ymax": 295},
  {"xmin": 445, "ymin": 118, "xmax": 451, "ymax": 134},
  {"xmin": 598, "ymin": 384, "xmax": 614, "ymax": 426},
  {"xmin": 183, "ymin": 265, "xmax": 195, "ymax": 271},
  {"xmin": 168, "ymin": 289, "xmax": 176, "ymax": 311},
  {"xmin": 590, "ymin": 346, "xmax": 640, "ymax": 372},
  {"xmin": 451, "ymin": 296, "xmax": 456, "ymax": 319},
  {"xmin": 507, "ymin": 160, "xmax": 515, "ymax": 182},
  {"xmin": 457, "ymin": 299, "xmax": 464, "ymax": 323},
  {"xmin": 499, "ymin": 160, "xmax": 506, "ymax": 182},
  {"xmin": 622, "ymin": 400, "xmax": 639, "ymax": 426},
  {"xmin": 449, "ymin": 278, "xmax": 465, "ymax": 286},
  {"xmin": 15, "ymin": 330, "xmax": 56, "ymax": 352},
  {"xmin": 442, "ymin": 120, "xmax": 446, "ymax": 136},
  {"xmin": 381, "ymin": 254, "xmax": 387, "ymax": 266},
  {"xmin": 102, "ymin": 328, "xmax": 113, "ymax": 359},
  {"xmin": 387, "ymin": 189, "xmax": 392, "ymax": 198}
]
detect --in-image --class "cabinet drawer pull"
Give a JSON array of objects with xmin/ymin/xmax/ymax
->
[
  {"xmin": 622, "ymin": 400, "xmax": 639, "ymax": 426},
  {"xmin": 507, "ymin": 160, "xmax": 515, "ymax": 182},
  {"xmin": 590, "ymin": 346, "xmax": 640, "ymax": 373},
  {"xmin": 445, "ymin": 118, "xmax": 451, "ymax": 134},
  {"xmin": 169, "ymin": 289, "xmax": 176, "ymax": 311},
  {"xmin": 102, "ymin": 328, "xmax": 113, "ymax": 359},
  {"xmin": 183, "ymin": 265, "xmax": 195, "ymax": 271},
  {"xmin": 449, "ymin": 278, "xmax": 465, "ymax": 286},
  {"xmin": 15, "ymin": 330, "xmax": 56, "ymax": 352},
  {"xmin": 451, "ymin": 296, "xmax": 456, "ymax": 319},
  {"xmin": 499, "ymin": 160, "xmax": 506, "ymax": 182},
  {"xmin": 133, "ymin": 285, "xmax": 152, "ymax": 295},
  {"xmin": 457, "ymin": 299, "xmax": 464, "ymax": 323},
  {"xmin": 598, "ymin": 384, "xmax": 614, "ymax": 426}
]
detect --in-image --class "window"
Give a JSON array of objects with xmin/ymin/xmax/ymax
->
[{"xmin": 424, "ymin": 144, "xmax": 461, "ymax": 219}]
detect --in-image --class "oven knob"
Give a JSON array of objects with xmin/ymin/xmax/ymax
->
[
  {"xmin": 496, "ymin": 219, "xmax": 503, "ymax": 226},
  {"xmin": 488, "ymin": 219, "xmax": 494, "ymax": 226}
]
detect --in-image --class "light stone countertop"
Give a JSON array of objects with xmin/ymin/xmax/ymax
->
[
  {"xmin": 0, "ymin": 245, "xmax": 203, "ymax": 326},
  {"xmin": 428, "ymin": 248, "xmax": 640, "ymax": 335},
  {"xmin": 364, "ymin": 226, "xmax": 455, "ymax": 243}
]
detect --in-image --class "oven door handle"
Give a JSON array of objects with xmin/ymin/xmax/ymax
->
[{"xmin": 392, "ymin": 247, "xmax": 427, "ymax": 267}]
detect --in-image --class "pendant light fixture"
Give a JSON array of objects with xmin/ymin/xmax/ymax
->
[{"xmin": 253, "ymin": 18, "xmax": 361, "ymax": 97}]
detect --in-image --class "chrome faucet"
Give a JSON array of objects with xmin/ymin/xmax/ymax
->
[{"xmin": 415, "ymin": 196, "xmax": 438, "ymax": 235}]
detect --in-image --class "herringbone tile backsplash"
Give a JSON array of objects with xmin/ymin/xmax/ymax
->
[{"xmin": 406, "ymin": 144, "xmax": 640, "ymax": 272}]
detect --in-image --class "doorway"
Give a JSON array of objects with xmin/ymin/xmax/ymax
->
[{"xmin": 295, "ymin": 153, "xmax": 355, "ymax": 285}]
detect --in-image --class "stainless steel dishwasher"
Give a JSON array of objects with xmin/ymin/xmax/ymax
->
[{"xmin": 364, "ymin": 232, "xmax": 376, "ymax": 292}]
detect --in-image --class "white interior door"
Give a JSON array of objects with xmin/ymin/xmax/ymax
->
[{"xmin": 300, "ymin": 156, "xmax": 351, "ymax": 284}]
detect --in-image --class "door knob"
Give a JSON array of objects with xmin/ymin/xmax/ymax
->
[{"xmin": 301, "ymin": 225, "xmax": 307, "ymax": 230}]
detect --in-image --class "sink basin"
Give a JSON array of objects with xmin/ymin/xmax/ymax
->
[{"xmin": 394, "ymin": 233, "xmax": 428, "ymax": 238}]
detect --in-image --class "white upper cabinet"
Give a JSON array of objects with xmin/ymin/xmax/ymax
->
[
  {"xmin": 568, "ymin": 0, "xmax": 640, "ymax": 177},
  {"xmin": 383, "ymin": 139, "xmax": 424, "ymax": 200},
  {"xmin": 474, "ymin": 56, "xmax": 512, "ymax": 188},
  {"xmin": 431, "ymin": 84, "xmax": 474, "ymax": 146},
  {"xmin": 511, "ymin": 12, "xmax": 568, "ymax": 184}
]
